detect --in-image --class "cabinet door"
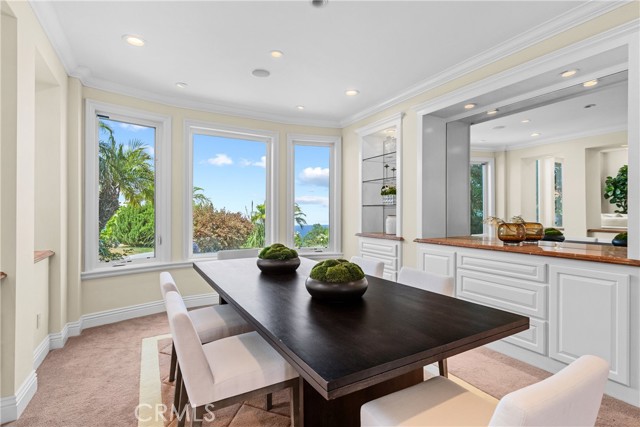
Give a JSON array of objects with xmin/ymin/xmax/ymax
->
[
  {"xmin": 549, "ymin": 265, "xmax": 630, "ymax": 385},
  {"xmin": 417, "ymin": 246, "xmax": 455, "ymax": 277}
]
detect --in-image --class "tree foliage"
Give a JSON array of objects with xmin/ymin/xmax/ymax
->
[
  {"xmin": 243, "ymin": 202, "xmax": 266, "ymax": 248},
  {"xmin": 470, "ymin": 164, "xmax": 484, "ymax": 234},
  {"xmin": 193, "ymin": 203, "xmax": 254, "ymax": 253},
  {"xmin": 300, "ymin": 223, "xmax": 329, "ymax": 248},
  {"xmin": 103, "ymin": 204, "xmax": 155, "ymax": 247}
]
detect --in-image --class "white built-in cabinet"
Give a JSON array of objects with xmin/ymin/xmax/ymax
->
[
  {"xmin": 355, "ymin": 114, "xmax": 404, "ymax": 279},
  {"xmin": 417, "ymin": 243, "xmax": 639, "ymax": 407}
]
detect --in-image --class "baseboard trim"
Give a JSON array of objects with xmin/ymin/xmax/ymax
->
[
  {"xmin": 33, "ymin": 336, "xmax": 50, "ymax": 370},
  {"xmin": 0, "ymin": 370, "xmax": 38, "ymax": 424}
]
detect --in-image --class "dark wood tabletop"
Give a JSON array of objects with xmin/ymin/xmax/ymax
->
[{"xmin": 194, "ymin": 257, "xmax": 529, "ymax": 402}]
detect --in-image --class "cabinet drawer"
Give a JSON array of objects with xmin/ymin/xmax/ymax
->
[
  {"xmin": 362, "ymin": 254, "xmax": 397, "ymax": 271},
  {"xmin": 383, "ymin": 271, "xmax": 396, "ymax": 281},
  {"xmin": 457, "ymin": 269, "xmax": 547, "ymax": 319},
  {"xmin": 360, "ymin": 240, "xmax": 398, "ymax": 257},
  {"xmin": 457, "ymin": 253, "xmax": 547, "ymax": 283},
  {"xmin": 503, "ymin": 318, "xmax": 547, "ymax": 355}
]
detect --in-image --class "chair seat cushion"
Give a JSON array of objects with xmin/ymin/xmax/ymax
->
[
  {"xmin": 203, "ymin": 331, "xmax": 299, "ymax": 403},
  {"xmin": 189, "ymin": 304, "xmax": 253, "ymax": 344},
  {"xmin": 361, "ymin": 376, "xmax": 497, "ymax": 426}
]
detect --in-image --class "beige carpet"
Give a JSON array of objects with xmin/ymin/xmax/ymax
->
[{"xmin": 4, "ymin": 312, "xmax": 639, "ymax": 426}]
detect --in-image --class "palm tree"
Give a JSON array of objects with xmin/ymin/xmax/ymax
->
[
  {"xmin": 98, "ymin": 121, "xmax": 154, "ymax": 230},
  {"xmin": 193, "ymin": 186, "xmax": 212, "ymax": 207},
  {"xmin": 294, "ymin": 203, "xmax": 307, "ymax": 232}
]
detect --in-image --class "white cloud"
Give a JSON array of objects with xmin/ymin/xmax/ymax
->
[
  {"xmin": 207, "ymin": 153, "xmax": 233, "ymax": 166},
  {"xmin": 239, "ymin": 156, "xmax": 266, "ymax": 168},
  {"xmin": 296, "ymin": 195, "xmax": 329, "ymax": 206},
  {"xmin": 299, "ymin": 167, "xmax": 329, "ymax": 186},
  {"xmin": 118, "ymin": 123, "xmax": 147, "ymax": 132}
]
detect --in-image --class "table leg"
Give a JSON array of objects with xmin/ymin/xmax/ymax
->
[{"xmin": 301, "ymin": 369, "xmax": 423, "ymax": 427}]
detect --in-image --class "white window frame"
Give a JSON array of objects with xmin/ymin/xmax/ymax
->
[
  {"xmin": 286, "ymin": 133, "xmax": 342, "ymax": 255},
  {"xmin": 184, "ymin": 120, "xmax": 278, "ymax": 259},
  {"xmin": 84, "ymin": 100, "xmax": 172, "ymax": 275},
  {"xmin": 470, "ymin": 157, "xmax": 496, "ymax": 235},
  {"xmin": 537, "ymin": 157, "xmax": 564, "ymax": 228}
]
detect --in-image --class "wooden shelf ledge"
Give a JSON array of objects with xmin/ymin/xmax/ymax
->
[
  {"xmin": 34, "ymin": 250, "xmax": 55, "ymax": 263},
  {"xmin": 0, "ymin": 272, "xmax": 6, "ymax": 280}
]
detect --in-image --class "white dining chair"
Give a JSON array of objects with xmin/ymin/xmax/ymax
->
[
  {"xmin": 397, "ymin": 266, "xmax": 454, "ymax": 376},
  {"xmin": 361, "ymin": 354, "xmax": 608, "ymax": 427},
  {"xmin": 350, "ymin": 256, "xmax": 385, "ymax": 278},
  {"xmin": 165, "ymin": 291, "xmax": 300, "ymax": 427},
  {"xmin": 159, "ymin": 272, "xmax": 254, "ymax": 412},
  {"xmin": 216, "ymin": 248, "xmax": 261, "ymax": 259}
]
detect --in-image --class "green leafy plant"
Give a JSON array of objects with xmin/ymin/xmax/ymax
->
[
  {"xmin": 604, "ymin": 165, "xmax": 628, "ymax": 214},
  {"xmin": 309, "ymin": 259, "xmax": 365, "ymax": 283},
  {"xmin": 193, "ymin": 203, "xmax": 254, "ymax": 253},
  {"xmin": 301, "ymin": 223, "xmax": 329, "ymax": 248},
  {"xmin": 259, "ymin": 243, "xmax": 298, "ymax": 260},
  {"xmin": 103, "ymin": 204, "xmax": 155, "ymax": 247},
  {"xmin": 380, "ymin": 185, "xmax": 397, "ymax": 196}
]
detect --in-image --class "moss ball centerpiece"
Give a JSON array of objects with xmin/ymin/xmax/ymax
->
[
  {"xmin": 305, "ymin": 259, "xmax": 368, "ymax": 301},
  {"xmin": 256, "ymin": 243, "xmax": 300, "ymax": 274}
]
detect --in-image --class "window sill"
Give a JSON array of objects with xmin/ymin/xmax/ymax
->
[{"xmin": 82, "ymin": 260, "xmax": 194, "ymax": 280}]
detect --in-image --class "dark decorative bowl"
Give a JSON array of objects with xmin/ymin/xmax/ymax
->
[
  {"xmin": 256, "ymin": 257, "xmax": 301, "ymax": 274},
  {"xmin": 541, "ymin": 234, "xmax": 565, "ymax": 242},
  {"xmin": 304, "ymin": 277, "xmax": 368, "ymax": 301},
  {"xmin": 612, "ymin": 235, "xmax": 627, "ymax": 247}
]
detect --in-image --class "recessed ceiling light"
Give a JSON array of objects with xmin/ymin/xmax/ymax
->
[
  {"xmin": 584, "ymin": 104, "xmax": 597, "ymax": 109},
  {"xmin": 480, "ymin": 139, "xmax": 487, "ymax": 142},
  {"xmin": 175, "ymin": 82, "xmax": 188, "ymax": 89},
  {"xmin": 296, "ymin": 105, "xmax": 305, "ymax": 110},
  {"xmin": 122, "ymin": 34, "xmax": 145, "ymax": 47},
  {"xmin": 345, "ymin": 89, "xmax": 360, "ymax": 96},
  {"xmin": 560, "ymin": 69, "xmax": 578, "ymax": 78},
  {"xmin": 311, "ymin": 0, "xmax": 328, "ymax": 7},
  {"xmin": 521, "ymin": 119, "xmax": 531, "ymax": 123},
  {"xmin": 493, "ymin": 125, "xmax": 506, "ymax": 130},
  {"xmin": 252, "ymin": 69, "xmax": 271, "ymax": 78},
  {"xmin": 385, "ymin": 129, "xmax": 396, "ymax": 134},
  {"xmin": 531, "ymin": 132, "xmax": 541, "ymax": 137},
  {"xmin": 487, "ymin": 109, "xmax": 498, "ymax": 115},
  {"xmin": 464, "ymin": 103, "xmax": 476, "ymax": 110},
  {"xmin": 270, "ymin": 50, "xmax": 284, "ymax": 58},
  {"xmin": 583, "ymin": 79, "xmax": 598, "ymax": 87}
]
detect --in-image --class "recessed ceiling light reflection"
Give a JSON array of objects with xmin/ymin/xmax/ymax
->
[
  {"xmin": 122, "ymin": 34, "xmax": 145, "ymax": 47},
  {"xmin": 175, "ymin": 82, "xmax": 188, "ymax": 89},
  {"xmin": 345, "ymin": 89, "xmax": 360, "ymax": 96},
  {"xmin": 252, "ymin": 69, "xmax": 271, "ymax": 77},
  {"xmin": 583, "ymin": 79, "xmax": 598, "ymax": 87},
  {"xmin": 560, "ymin": 69, "xmax": 578, "ymax": 78},
  {"xmin": 531, "ymin": 132, "xmax": 541, "ymax": 137},
  {"xmin": 270, "ymin": 50, "xmax": 284, "ymax": 58},
  {"xmin": 521, "ymin": 119, "xmax": 531, "ymax": 123},
  {"xmin": 296, "ymin": 105, "xmax": 305, "ymax": 110},
  {"xmin": 464, "ymin": 103, "xmax": 476, "ymax": 110},
  {"xmin": 487, "ymin": 109, "xmax": 498, "ymax": 115}
]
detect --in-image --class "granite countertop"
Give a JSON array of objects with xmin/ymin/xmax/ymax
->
[
  {"xmin": 356, "ymin": 232, "xmax": 405, "ymax": 241},
  {"xmin": 34, "ymin": 250, "xmax": 55, "ymax": 263},
  {"xmin": 415, "ymin": 236, "xmax": 640, "ymax": 267}
]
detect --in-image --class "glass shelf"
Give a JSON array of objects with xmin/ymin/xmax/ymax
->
[
  {"xmin": 363, "ymin": 204, "xmax": 397, "ymax": 207},
  {"xmin": 362, "ymin": 151, "xmax": 397, "ymax": 165},
  {"xmin": 363, "ymin": 177, "xmax": 397, "ymax": 184}
]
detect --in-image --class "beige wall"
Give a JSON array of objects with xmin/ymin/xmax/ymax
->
[{"xmin": 0, "ymin": 0, "xmax": 68, "ymax": 400}]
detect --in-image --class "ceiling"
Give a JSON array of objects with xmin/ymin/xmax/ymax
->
[{"xmin": 32, "ymin": 0, "xmax": 611, "ymax": 127}]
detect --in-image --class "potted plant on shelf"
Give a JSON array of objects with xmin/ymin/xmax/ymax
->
[
  {"xmin": 381, "ymin": 185, "xmax": 396, "ymax": 205},
  {"xmin": 256, "ymin": 243, "xmax": 300, "ymax": 274},
  {"xmin": 305, "ymin": 259, "xmax": 368, "ymax": 301},
  {"xmin": 612, "ymin": 232, "xmax": 627, "ymax": 247}
]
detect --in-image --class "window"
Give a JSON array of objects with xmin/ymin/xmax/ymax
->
[
  {"xmin": 469, "ymin": 158, "xmax": 495, "ymax": 235},
  {"xmin": 536, "ymin": 158, "xmax": 564, "ymax": 227},
  {"xmin": 287, "ymin": 134, "xmax": 341, "ymax": 253},
  {"xmin": 84, "ymin": 101, "xmax": 171, "ymax": 273},
  {"xmin": 186, "ymin": 121, "xmax": 277, "ymax": 258}
]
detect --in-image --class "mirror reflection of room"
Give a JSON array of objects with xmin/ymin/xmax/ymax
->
[{"xmin": 469, "ymin": 70, "xmax": 628, "ymax": 243}]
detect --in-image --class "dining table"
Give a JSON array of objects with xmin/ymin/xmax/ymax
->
[{"xmin": 194, "ymin": 257, "xmax": 529, "ymax": 426}]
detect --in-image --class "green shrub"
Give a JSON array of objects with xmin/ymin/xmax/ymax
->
[
  {"xmin": 103, "ymin": 204, "xmax": 155, "ymax": 247},
  {"xmin": 258, "ymin": 243, "xmax": 298, "ymax": 260},
  {"xmin": 309, "ymin": 259, "xmax": 365, "ymax": 283}
]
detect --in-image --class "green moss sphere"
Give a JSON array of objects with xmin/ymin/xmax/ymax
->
[
  {"xmin": 544, "ymin": 227, "xmax": 564, "ymax": 236},
  {"xmin": 309, "ymin": 259, "xmax": 365, "ymax": 283},
  {"xmin": 258, "ymin": 243, "xmax": 298, "ymax": 260}
]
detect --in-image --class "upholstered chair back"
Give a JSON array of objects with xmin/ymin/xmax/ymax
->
[
  {"xmin": 489, "ymin": 355, "xmax": 609, "ymax": 426},
  {"xmin": 165, "ymin": 291, "xmax": 216, "ymax": 408},
  {"xmin": 397, "ymin": 267, "xmax": 454, "ymax": 297},
  {"xmin": 160, "ymin": 272, "xmax": 181, "ymax": 298},
  {"xmin": 350, "ymin": 256, "xmax": 385, "ymax": 278}
]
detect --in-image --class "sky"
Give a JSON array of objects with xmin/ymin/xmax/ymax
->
[{"xmin": 98, "ymin": 121, "xmax": 330, "ymax": 227}]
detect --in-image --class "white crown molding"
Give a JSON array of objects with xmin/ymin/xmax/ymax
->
[
  {"xmin": 472, "ymin": 123, "xmax": 628, "ymax": 152},
  {"xmin": 341, "ymin": 1, "xmax": 634, "ymax": 127},
  {"xmin": 30, "ymin": 0, "xmax": 630, "ymax": 130},
  {"xmin": 0, "ymin": 370, "xmax": 37, "ymax": 424}
]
